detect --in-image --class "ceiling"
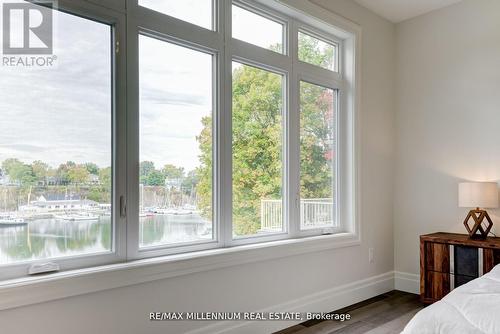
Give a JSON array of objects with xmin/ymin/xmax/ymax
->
[{"xmin": 353, "ymin": 0, "xmax": 463, "ymax": 23}]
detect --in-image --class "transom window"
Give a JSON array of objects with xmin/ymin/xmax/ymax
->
[
  {"xmin": 298, "ymin": 30, "xmax": 338, "ymax": 71},
  {"xmin": 0, "ymin": 0, "xmax": 356, "ymax": 280},
  {"xmin": 232, "ymin": 4, "xmax": 285, "ymax": 53}
]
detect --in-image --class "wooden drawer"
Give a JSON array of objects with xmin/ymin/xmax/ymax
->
[
  {"xmin": 424, "ymin": 242, "xmax": 449, "ymax": 273},
  {"xmin": 483, "ymin": 248, "xmax": 500, "ymax": 273},
  {"xmin": 424, "ymin": 271, "xmax": 450, "ymax": 301}
]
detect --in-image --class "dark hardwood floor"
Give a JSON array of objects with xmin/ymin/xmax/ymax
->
[{"xmin": 274, "ymin": 291, "xmax": 424, "ymax": 334}]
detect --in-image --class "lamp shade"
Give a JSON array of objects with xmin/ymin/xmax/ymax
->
[{"xmin": 458, "ymin": 182, "xmax": 499, "ymax": 208}]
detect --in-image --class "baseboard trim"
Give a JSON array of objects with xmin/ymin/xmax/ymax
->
[
  {"xmin": 186, "ymin": 271, "xmax": 395, "ymax": 334},
  {"xmin": 394, "ymin": 271, "xmax": 419, "ymax": 294}
]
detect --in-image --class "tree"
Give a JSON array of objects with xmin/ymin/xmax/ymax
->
[
  {"xmin": 298, "ymin": 33, "xmax": 335, "ymax": 70},
  {"xmin": 196, "ymin": 34, "xmax": 334, "ymax": 236},
  {"xmin": 67, "ymin": 165, "xmax": 89, "ymax": 185},
  {"xmin": 1, "ymin": 158, "xmax": 36, "ymax": 186},
  {"xmin": 144, "ymin": 170, "xmax": 165, "ymax": 186},
  {"xmin": 2, "ymin": 158, "xmax": 23, "ymax": 176},
  {"xmin": 197, "ymin": 64, "xmax": 283, "ymax": 235},
  {"xmin": 162, "ymin": 164, "xmax": 184, "ymax": 179},
  {"xmin": 84, "ymin": 162, "xmax": 99, "ymax": 175},
  {"xmin": 99, "ymin": 167, "xmax": 112, "ymax": 190},
  {"xmin": 299, "ymin": 82, "xmax": 335, "ymax": 199},
  {"xmin": 139, "ymin": 161, "xmax": 168, "ymax": 186},
  {"xmin": 182, "ymin": 170, "xmax": 199, "ymax": 196},
  {"xmin": 196, "ymin": 116, "xmax": 213, "ymax": 219},
  {"xmin": 56, "ymin": 161, "xmax": 76, "ymax": 185},
  {"xmin": 32, "ymin": 160, "xmax": 49, "ymax": 184},
  {"xmin": 140, "ymin": 161, "xmax": 155, "ymax": 185}
]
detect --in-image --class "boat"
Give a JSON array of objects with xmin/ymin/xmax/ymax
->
[
  {"xmin": 0, "ymin": 215, "xmax": 27, "ymax": 227},
  {"xmin": 55, "ymin": 212, "xmax": 99, "ymax": 221},
  {"xmin": 153, "ymin": 207, "xmax": 193, "ymax": 216}
]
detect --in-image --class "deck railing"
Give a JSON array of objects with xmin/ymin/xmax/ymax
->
[
  {"xmin": 260, "ymin": 198, "xmax": 335, "ymax": 232},
  {"xmin": 260, "ymin": 199, "xmax": 283, "ymax": 232}
]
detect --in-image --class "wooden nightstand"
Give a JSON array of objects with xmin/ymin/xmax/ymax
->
[{"xmin": 420, "ymin": 232, "xmax": 500, "ymax": 303}]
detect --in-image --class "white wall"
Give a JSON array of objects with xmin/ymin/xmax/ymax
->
[
  {"xmin": 0, "ymin": 1, "xmax": 396, "ymax": 333},
  {"xmin": 394, "ymin": 0, "xmax": 500, "ymax": 279}
]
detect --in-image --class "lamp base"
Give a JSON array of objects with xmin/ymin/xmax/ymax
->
[{"xmin": 463, "ymin": 208, "xmax": 493, "ymax": 239}]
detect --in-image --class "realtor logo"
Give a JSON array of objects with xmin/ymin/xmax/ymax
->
[{"xmin": 2, "ymin": 1, "xmax": 54, "ymax": 54}]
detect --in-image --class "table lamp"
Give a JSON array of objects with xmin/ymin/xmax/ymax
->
[{"xmin": 459, "ymin": 182, "xmax": 498, "ymax": 239}]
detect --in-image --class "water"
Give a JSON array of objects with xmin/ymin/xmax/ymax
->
[{"xmin": 0, "ymin": 215, "xmax": 212, "ymax": 264}]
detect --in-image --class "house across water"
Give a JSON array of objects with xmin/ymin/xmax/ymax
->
[{"xmin": 20, "ymin": 194, "xmax": 98, "ymax": 212}]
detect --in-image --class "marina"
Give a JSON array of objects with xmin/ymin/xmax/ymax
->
[
  {"xmin": 0, "ymin": 214, "xmax": 26, "ymax": 227},
  {"xmin": 0, "ymin": 210, "xmax": 212, "ymax": 264}
]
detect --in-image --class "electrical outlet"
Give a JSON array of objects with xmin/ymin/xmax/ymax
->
[{"xmin": 369, "ymin": 248, "xmax": 375, "ymax": 263}]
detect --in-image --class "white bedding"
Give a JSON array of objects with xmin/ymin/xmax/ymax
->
[{"xmin": 402, "ymin": 264, "xmax": 500, "ymax": 334}]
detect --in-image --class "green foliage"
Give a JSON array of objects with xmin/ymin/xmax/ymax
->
[
  {"xmin": 140, "ymin": 161, "xmax": 155, "ymax": 183},
  {"xmin": 299, "ymin": 82, "xmax": 334, "ymax": 199},
  {"xmin": 197, "ymin": 64, "xmax": 284, "ymax": 235},
  {"xmin": 87, "ymin": 187, "xmax": 108, "ymax": 203},
  {"xmin": 162, "ymin": 164, "xmax": 184, "ymax": 179},
  {"xmin": 181, "ymin": 170, "xmax": 199, "ymax": 196},
  {"xmin": 232, "ymin": 64, "xmax": 283, "ymax": 235},
  {"xmin": 31, "ymin": 160, "xmax": 49, "ymax": 181},
  {"xmin": 84, "ymin": 162, "xmax": 99, "ymax": 175},
  {"xmin": 67, "ymin": 165, "xmax": 89, "ymax": 185},
  {"xmin": 145, "ymin": 170, "xmax": 165, "ymax": 186},
  {"xmin": 1, "ymin": 158, "xmax": 22, "ymax": 176},
  {"xmin": 139, "ymin": 161, "xmax": 168, "ymax": 186},
  {"xmin": 56, "ymin": 161, "xmax": 76, "ymax": 185},
  {"xmin": 196, "ymin": 116, "xmax": 212, "ymax": 219},
  {"xmin": 298, "ymin": 33, "xmax": 335, "ymax": 70},
  {"xmin": 1, "ymin": 158, "xmax": 36, "ymax": 187},
  {"xmin": 196, "ymin": 36, "xmax": 335, "ymax": 236},
  {"xmin": 1, "ymin": 159, "xmax": 114, "ymax": 206},
  {"xmin": 99, "ymin": 167, "xmax": 112, "ymax": 190}
]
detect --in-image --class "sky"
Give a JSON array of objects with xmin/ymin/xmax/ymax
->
[
  {"xmin": 0, "ymin": 0, "xmax": 112, "ymax": 168},
  {"xmin": 0, "ymin": 0, "xmax": 284, "ymax": 172}
]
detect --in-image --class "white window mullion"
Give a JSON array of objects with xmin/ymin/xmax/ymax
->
[
  {"xmin": 131, "ymin": 4, "xmax": 223, "ymax": 52},
  {"xmin": 288, "ymin": 19, "xmax": 301, "ymax": 238},
  {"xmin": 220, "ymin": 0, "xmax": 233, "ymax": 247},
  {"xmin": 296, "ymin": 62, "xmax": 344, "ymax": 89},
  {"xmin": 231, "ymin": 39, "xmax": 291, "ymax": 74},
  {"xmin": 125, "ymin": 19, "xmax": 140, "ymax": 260},
  {"xmin": 113, "ymin": 11, "xmax": 129, "ymax": 262}
]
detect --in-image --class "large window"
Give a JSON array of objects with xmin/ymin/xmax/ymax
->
[
  {"xmin": 300, "ymin": 81, "xmax": 337, "ymax": 229},
  {"xmin": 138, "ymin": 35, "xmax": 214, "ymax": 248},
  {"xmin": 0, "ymin": 5, "xmax": 113, "ymax": 265},
  {"xmin": 232, "ymin": 62, "xmax": 284, "ymax": 238},
  {"xmin": 0, "ymin": 0, "xmax": 357, "ymax": 279}
]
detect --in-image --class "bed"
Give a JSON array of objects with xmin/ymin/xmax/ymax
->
[{"xmin": 402, "ymin": 264, "xmax": 500, "ymax": 334}]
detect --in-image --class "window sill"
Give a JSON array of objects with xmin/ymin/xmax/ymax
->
[{"xmin": 0, "ymin": 232, "xmax": 359, "ymax": 311}]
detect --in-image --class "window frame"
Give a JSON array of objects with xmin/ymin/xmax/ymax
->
[
  {"xmin": 226, "ymin": 0, "xmax": 294, "ymax": 246},
  {"xmin": 126, "ymin": 6, "xmax": 224, "ymax": 259},
  {"xmin": 229, "ymin": 59, "xmax": 289, "ymax": 245},
  {"xmin": 297, "ymin": 79, "xmax": 340, "ymax": 233},
  {"xmin": 0, "ymin": 0, "xmax": 127, "ymax": 281},
  {"xmin": 137, "ymin": 0, "xmax": 217, "ymax": 31},
  {"xmin": 0, "ymin": 0, "xmax": 360, "ymax": 280}
]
